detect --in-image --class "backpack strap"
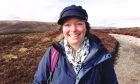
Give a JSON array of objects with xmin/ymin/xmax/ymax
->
[
  {"xmin": 50, "ymin": 47, "xmax": 59, "ymax": 73},
  {"xmin": 47, "ymin": 47, "xmax": 60, "ymax": 84}
]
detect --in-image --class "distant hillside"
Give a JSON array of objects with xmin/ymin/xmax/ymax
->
[
  {"xmin": 0, "ymin": 20, "xmax": 60, "ymax": 34},
  {"xmin": 91, "ymin": 26, "xmax": 118, "ymax": 29},
  {"xmin": 0, "ymin": 20, "xmax": 122, "ymax": 34}
]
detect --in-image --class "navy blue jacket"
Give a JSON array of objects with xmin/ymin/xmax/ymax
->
[{"xmin": 33, "ymin": 38, "xmax": 118, "ymax": 84}]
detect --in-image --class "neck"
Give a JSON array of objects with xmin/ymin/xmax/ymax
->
[{"xmin": 69, "ymin": 43, "xmax": 83, "ymax": 53}]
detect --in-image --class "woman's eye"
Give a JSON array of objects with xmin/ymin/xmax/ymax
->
[
  {"xmin": 64, "ymin": 24, "xmax": 70, "ymax": 27},
  {"xmin": 76, "ymin": 22, "xmax": 83, "ymax": 25}
]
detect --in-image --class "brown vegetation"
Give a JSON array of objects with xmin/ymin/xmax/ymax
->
[
  {"xmin": 0, "ymin": 32, "xmax": 58, "ymax": 83},
  {"xmin": 93, "ymin": 27, "xmax": 140, "ymax": 38},
  {"xmin": 0, "ymin": 20, "xmax": 139, "ymax": 83}
]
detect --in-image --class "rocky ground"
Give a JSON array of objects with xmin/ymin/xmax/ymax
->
[{"xmin": 110, "ymin": 34, "xmax": 140, "ymax": 84}]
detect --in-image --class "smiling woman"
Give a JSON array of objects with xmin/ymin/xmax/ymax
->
[{"xmin": 32, "ymin": 5, "xmax": 118, "ymax": 84}]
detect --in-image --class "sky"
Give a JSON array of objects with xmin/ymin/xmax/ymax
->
[{"xmin": 0, "ymin": 0, "xmax": 140, "ymax": 27}]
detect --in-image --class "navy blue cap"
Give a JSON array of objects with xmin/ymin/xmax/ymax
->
[{"xmin": 57, "ymin": 5, "xmax": 88, "ymax": 25}]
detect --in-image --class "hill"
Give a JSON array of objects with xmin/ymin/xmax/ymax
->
[
  {"xmin": 0, "ymin": 20, "xmax": 140, "ymax": 83},
  {"xmin": 0, "ymin": 20, "xmax": 60, "ymax": 34}
]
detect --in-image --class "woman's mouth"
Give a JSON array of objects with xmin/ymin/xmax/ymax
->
[{"xmin": 69, "ymin": 34, "xmax": 80, "ymax": 38}]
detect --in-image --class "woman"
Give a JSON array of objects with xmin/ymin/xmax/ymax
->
[{"xmin": 33, "ymin": 5, "xmax": 118, "ymax": 84}]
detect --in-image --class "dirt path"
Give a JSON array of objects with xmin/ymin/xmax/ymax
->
[{"xmin": 110, "ymin": 34, "xmax": 140, "ymax": 84}]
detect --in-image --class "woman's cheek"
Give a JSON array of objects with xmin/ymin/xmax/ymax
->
[
  {"xmin": 63, "ymin": 28, "xmax": 70, "ymax": 36},
  {"xmin": 78, "ymin": 27, "xmax": 86, "ymax": 34}
]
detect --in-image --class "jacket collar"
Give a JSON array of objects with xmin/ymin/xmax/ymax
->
[
  {"xmin": 83, "ymin": 39, "xmax": 111, "ymax": 66},
  {"xmin": 57, "ymin": 38, "xmax": 111, "ymax": 65}
]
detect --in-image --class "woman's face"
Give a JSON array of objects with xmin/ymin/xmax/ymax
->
[{"xmin": 62, "ymin": 17, "xmax": 87, "ymax": 47}]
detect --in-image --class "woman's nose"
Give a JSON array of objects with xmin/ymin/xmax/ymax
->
[{"xmin": 70, "ymin": 25, "xmax": 77, "ymax": 32}]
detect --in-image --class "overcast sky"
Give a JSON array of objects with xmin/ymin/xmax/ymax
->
[{"xmin": 0, "ymin": 0, "xmax": 140, "ymax": 27}]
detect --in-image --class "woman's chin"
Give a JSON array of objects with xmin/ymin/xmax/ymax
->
[{"xmin": 69, "ymin": 40, "xmax": 81, "ymax": 46}]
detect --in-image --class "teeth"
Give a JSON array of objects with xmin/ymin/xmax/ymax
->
[{"xmin": 69, "ymin": 34, "xmax": 79, "ymax": 37}]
